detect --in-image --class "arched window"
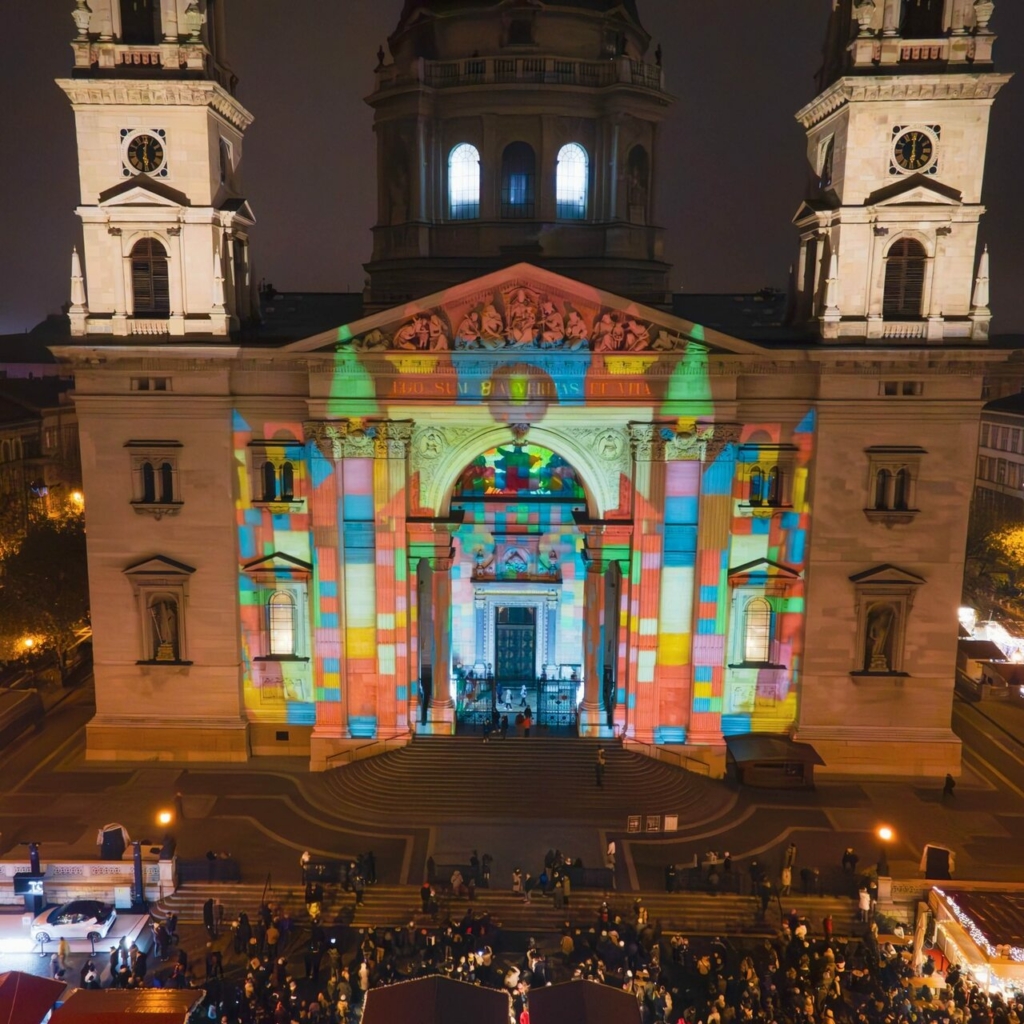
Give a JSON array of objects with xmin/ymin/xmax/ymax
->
[
  {"xmin": 448, "ymin": 143, "xmax": 481, "ymax": 220},
  {"xmin": 280, "ymin": 462, "xmax": 295, "ymax": 501},
  {"xmin": 120, "ymin": 0, "xmax": 161, "ymax": 45},
  {"xmin": 626, "ymin": 145, "xmax": 650, "ymax": 223},
  {"xmin": 159, "ymin": 462, "xmax": 174, "ymax": 503},
  {"xmin": 141, "ymin": 461, "xmax": 156, "ymax": 503},
  {"xmin": 130, "ymin": 238, "xmax": 170, "ymax": 317},
  {"xmin": 501, "ymin": 142, "xmax": 536, "ymax": 219},
  {"xmin": 874, "ymin": 469, "xmax": 891, "ymax": 510},
  {"xmin": 883, "ymin": 238, "xmax": 926, "ymax": 319},
  {"xmin": 766, "ymin": 467, "xmax": 782, "ymax": 507},
  {"xmin": 744, "ymin": 598, "xmax": 772, "ymax": 664},
  {"xmin": 261, "ymin": 461, "xmax": 277, "ymax": 502},
  {"xmin": 556, "ymin": 143, "xmax": 589, "ymax": 220},
  {"xmin": 749, "ymin": 467, "xmax": 764, "ymax": 506},
  {"xmin": 894, "ymin": 468, "xmax": 910, "ymax": 510},
  {"xmin": 268, "ymin": 592, "xmax": 296, "ymax": 656},
  {"xmin": 901, "ymin": 0, "xmax": 944, "ymax": 38}
]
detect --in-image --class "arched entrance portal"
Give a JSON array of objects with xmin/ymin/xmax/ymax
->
[{"xmin": 447, "ymin": 443, "xmax": 589, "ymax": 734}]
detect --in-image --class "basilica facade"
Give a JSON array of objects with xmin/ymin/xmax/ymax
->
[{"xmin": 54, "ymin": 0, "xmax": 1013, "ymax": 777}]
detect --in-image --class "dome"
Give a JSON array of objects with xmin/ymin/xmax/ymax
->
[{"xmin": 398, "ymin": 0, "xmax": 644, "ymax": 31}]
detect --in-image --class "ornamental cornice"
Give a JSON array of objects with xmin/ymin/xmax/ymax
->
[
  {"xmin": 304, "ymin": 418, "xmax": 413, "ymax": 460},
  {"xmin": 56, "ymin": 78, "xmax": 254, "ymax": 130},
  {"xmin": 796, "ymin": 73, "xmax": 1011, "ymax": 129}
]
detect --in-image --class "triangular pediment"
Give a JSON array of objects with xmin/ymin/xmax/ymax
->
[
  {"xmin": 98, "ymin": 175, "xmax": 190, "ymax": 209},
  {"xmin": 123, "ymin": 555, "xmax": 196, "ymax": 576},
  {"xmin": 729, "ymin": 558, "xmax": 802, "ymax": 581},
  {"xmin": 848, "ymin": 563, "xmax": 925, "ymax": 586},
  {"xmin": 218, "ymin": 197, "xmax": 256, "ymax": 224},
  {"xmin": 866, "ymin": 174, "xmax": 962, "ymax": 208},
  {"xmin": 285, "ymin": 263, "xmax": 767, "ymax": 357},
  {"xmin": 242, "ymin": 552, "xmax": 313, "ymax": 576}
]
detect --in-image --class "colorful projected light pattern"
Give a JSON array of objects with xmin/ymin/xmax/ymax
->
[
  {"xmin": 454, "ymin": 444, "xmax": 585, "ymax": 500},
  {"xmin": 231, "ymin": 270, "xmax": 816, "ymax": 748}
]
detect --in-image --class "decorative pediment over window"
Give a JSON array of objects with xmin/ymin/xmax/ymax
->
[
  {"xmin": 124, "ymin": 555, "xmax": 196, "ymax": 579},
  {"xmin": 98, "ymin": 175, "xmax": 190, "ymax": 209},
  {"xmin": 242, "ymin": 552, "xmax": 312, "ymax": 584},
  {"xmin": 848, "ymin": 564, "xmax": 925, "ymax": 587},
  {"xmin": 865, "ymin": 174, "xmax": 962, "ymax": 208},
  {"xmin": 729, "ymin": 558, "xmax": 802, "ymax": 589}
]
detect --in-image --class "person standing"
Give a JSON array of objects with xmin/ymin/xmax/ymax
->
[
  {"xmin": 523, "ymin": 705, "xmax": 532, "ymax": 737},
  {"xmin": 561, "ymin": 871, "xmax": 571, "ymax": 909},
  {"xmin": 595, "ymin": 747, "xmax": 606, "ymax": 787},
  {"xmin": 512, "ymin": 868, "xmax": 523, "ymax": 895},
  {"xmin": 784, "ymin": 842, "xmax": 798, "ymax": 869},
  {"xmin": 203, "ymin": 898, "xmax": 216, "ymax": 939},
  {"xmin": 780, "ymin": 864, "xmax": 792, "ymax": 897},
  {"xmin": 265, "ymin": 920, "xmax": 280, "ymax": 960},
  {"xmin": 943, "ymin": 773, "xmax": 957, "ymax": 800}
]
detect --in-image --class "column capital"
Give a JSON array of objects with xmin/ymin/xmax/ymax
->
[{"xmin": 304, "ymin": 418, "xmax": 414, "ymax": 460}]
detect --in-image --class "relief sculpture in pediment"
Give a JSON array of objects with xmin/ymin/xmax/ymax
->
[{"xmin": 345, "ymin": 283, "xmax": 692, "ymax": 356}]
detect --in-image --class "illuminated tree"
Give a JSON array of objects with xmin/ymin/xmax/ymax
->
[
  {"xmin": 984, "ymin": 523, "xmax": 1024, "ymax": 590},
  {"xmin": 0, "ymin": 513, "xmax": 89, "ymax": 678}
]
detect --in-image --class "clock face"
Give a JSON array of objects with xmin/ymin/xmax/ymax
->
[
  {"xmin": 893, "ymin": 130, "xmax": 934, "ymax": 172},
  {"xmin": 127, "ymin": 134, "xmax": 165, "ymax": 174}
]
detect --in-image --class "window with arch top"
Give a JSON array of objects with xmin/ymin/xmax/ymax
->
[
  {"xmin": 883, "ymin": 238, "xmax": 926, "ymax": 319},
  {"xmin": 743, "ymin": 597, "xmax": 773, "ymax": 664},
  {"xmin": 120, "ymin": 0, "xmax": 161, "ymax": 45},
  {"xmin": 448, "ymin": 143, "xmax": 481, "ymax": 220},
  {"xmin": 268, "ymin": 591, "xmax": 297, "ymax": 657},
  {"xmin": 556, "ymin": 143, "xmax": 589, "ymax": 220},
  {"xmin": 501, "ymin": 142, "xmax": 536, "ymax": 219},
  {"xmin": 130, "ymin": 238, "xmax": 170, "ymax": 317}
]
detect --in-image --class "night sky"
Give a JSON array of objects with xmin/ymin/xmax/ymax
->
[{"xmin": 1, "ymin": 1, "xmax": 1021, "ymax": 336}]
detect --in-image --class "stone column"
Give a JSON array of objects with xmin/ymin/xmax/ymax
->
[
  {"xmin": 304, "ymin": 424, "xmax": 351, "ymax": 768},
  {"xmin": 474, "ymin": 593, "xmax": 487, "ymax": 665},
  {"xmin": 580, "ymin": 557, "xmax": 610, "ymax": 737},
  {"xmin": 373, "ymin": 422, "xmax": 413, "ymax": 737},
  {"xmin": 408, "ymin": 522, "xmax": 457, "ymax": 734},
  {"xmin": 687, "ymin": 425, "xmax": 741, "ymax": 754}
]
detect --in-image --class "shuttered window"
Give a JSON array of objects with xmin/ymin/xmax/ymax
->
[
  {"xmin": 883, "ymin": 238, "xmax": 926, "ymax": 319},
  {"xmin": 130, "ymin": 238, "xmax": 170, "ymax": 316},
  {"xmin": 501, "ymin": 143, "xmax": 536, "ymax": 219}
]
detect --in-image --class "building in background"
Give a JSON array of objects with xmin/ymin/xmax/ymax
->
[{"xmin": 41, "ymin": 0, "xmax": 1018, "ymax": 777}]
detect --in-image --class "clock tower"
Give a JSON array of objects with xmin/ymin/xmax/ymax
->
[
  {"xmin": 59, "ymin": 0, "xmax": 255, "ymax": 337},
  {"xmin": 793, "ymin": 0, "xmax": 1011, "ymax": 342}
]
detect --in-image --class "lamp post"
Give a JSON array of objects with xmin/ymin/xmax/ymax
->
[{"xmin": 877, "ymin": 825, "xmax": 894, "ymax": 877}]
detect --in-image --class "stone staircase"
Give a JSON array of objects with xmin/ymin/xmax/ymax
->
[
  {"xmin": 317, "ymin": 735, "xmax": 728, "ymax": 825},
  {"xmin": 153, "ymin": 882, "xmax": 860, "ymax": 938}
]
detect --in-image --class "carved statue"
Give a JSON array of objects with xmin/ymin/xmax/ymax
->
[
  {"xmin": 564, "ymin": 309, "xmax": 589, "ymax": 350},
  {"xmin": 538, "ymin": 300, "xmax": 566, "ymax": 348},
  {"xmin": 507, "ymin": 288, "xmax": 539, "ymax": 346},
  {"xmin": 356, "ymin": 328, "xmax": 390, "ymax": 351},
  {"xmin": 427, "ymin": 314, "xmax": 450, "ymax": 351},
  {"xmin": 455, "ymin": 311, "xmax": 482, "ymax": 348},
  {"xmin": 623, "ymin": 317, "xmax": 651, "ymax": 352},
  {"xmin": 593, "ymin": 312, "xmax": 626, "ymax": 352},
  {"xmin": 150, "ymin": 597, "xmax": 179, "ymax": 662},
  {"xmin": 394, "ymin": 316, "xmax": 429, "ymax": 350},
  {"xmin": 479, "ymin": 303, "xmax": 506, "ymax": 348},
  {"xmin": 866, "ymin": 603, "xmax": 896, "ymax": 673},
  {"xmin": 652, "ymin": 330, "xmax": 684, "ymax": 351}
]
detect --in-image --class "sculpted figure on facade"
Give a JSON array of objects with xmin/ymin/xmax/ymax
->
[
  {"xmin": 538, "ymin": 300, "xmax": 566, "ymax": 348},
  {"xmin": 564, "ymin": 308, "xmax": 589, "ymax": 349},
  {"xmin": 507, "ymin": 288, "xmax": 540, "ymax": 346}
]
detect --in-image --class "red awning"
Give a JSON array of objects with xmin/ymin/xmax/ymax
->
[{"xmin": 0, "ymin": 972, "xmax": 66, "ymax": 1024}]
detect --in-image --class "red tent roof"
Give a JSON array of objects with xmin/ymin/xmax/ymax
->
[
  {"xmin": 48, "ymin": 989, "xmax": 203, "ymax": 1024},
  {"xmin": 0, "ymin": 972, "xmax": 66, "ymax": 1024},
  {"xmin": 362, "ymin": 976, "xmax": 510, "ymax": 1024},
  {"xmin": 529, "ymin": 980, "xmax": 643, "ymax": 1024}
]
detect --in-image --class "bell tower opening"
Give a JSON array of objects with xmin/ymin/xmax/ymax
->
[
  {"xmin": 445, "ymin": 443, "xmax": 589, "ymax": 735},
  {"xmin": 120, "ymin": 0, "xmax": 161, "ymax": 45}
]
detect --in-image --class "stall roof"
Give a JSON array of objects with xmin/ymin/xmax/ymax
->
[
  {"xmin": 725, "ymin": 734, "xmax": 825, "ymax": 765},
  {"xmin": 0, "ymin": 972, "xmax": 66, "ymax": 1024},
  {"xmin": 935, "ymin": 888, "xmax": 1024, "ymax": 954},
  {"xmin": 529, "ymin": 980, "xmax": 643, "ymax": 1024},
  {"xmin": 49, "ymin": 989, "xmax": 204, "ymax": 1024},
  {"xmin": 361, "ymin": 976, "xmax": 509, "ymax": 1024}
]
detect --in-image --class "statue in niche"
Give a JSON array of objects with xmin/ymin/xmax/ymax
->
[
  {"xmin": 865, "ymin": 602, "xmax": 897, "ymax": 673},
  {"xmin": 538, "ymin": 300, "xmax": 566, "ymax": 348},
  {"xmin": 564, "ymin": 307, "xmax": 589, "ymax": 350},
  {"xmin": 455, "ymin": 310, "xmax": 482, "ymax": 348},
  {"xmin": 507, "ymin": 288, "xmax": 539, "ymax": 346},
  {"xmin": 479, "ymin": 302, "xmax": 507, "ymax": 348},
  {"xmin": 149, "ymin": 596, "xmax": 179, "ymax": 662}
]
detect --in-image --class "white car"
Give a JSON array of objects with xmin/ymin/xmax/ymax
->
[{"xmin": 31, "ymin": 900, "xmax": 117, "ymax": 944}]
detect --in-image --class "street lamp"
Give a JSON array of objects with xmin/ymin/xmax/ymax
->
[
  {"xmin": 156, "ymin": 810, "xmax": 173, "ymax": 827},
  {"xmin": 877, "ymin": 825, "xmax": 894, "ymax": 877}
]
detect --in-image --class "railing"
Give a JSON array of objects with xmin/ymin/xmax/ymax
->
[
  {"xmin": 900, "ymin": 39, "xmax": 948, "ymax": 62},
  {"xmin": 380, "ymin": 55, "xmax": 663, "ymax": 92},
  {"xmin": 323, "ymin": 733, "xmax": 412, "ymax": 768},
  {"xmin": 882, "ymin": 321, "xmax": 927, "ymax": 340},
  {"xmin": 130, "ymin": 319, "xmax": 171, "ymax": 335}
]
